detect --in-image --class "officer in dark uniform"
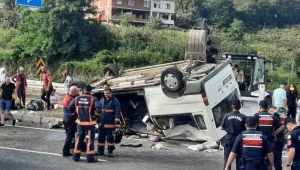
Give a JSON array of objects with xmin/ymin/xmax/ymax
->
[
  {"xmin": 255, "ymin": 100, "xmax": 284, "ymax": 168},
  {"xmin": 68, "ymin": 85, "xmax": 101, "ymax": 163},
  {"xmin": 221, "ymin": 99, "xmax": 247, "ymax": 170},
  {"xmin": 225, "ymin": 116, "xmax": 275, "ymax": 170},
  {"xmin": 269, "ymin": 106, "xmax": 286, "ymax": 170},
  {"xmin": 97, "ymin": 86, "xmax": 121, "ymax": 157},
  {"xmin": 284, "ymin": 117, "xmax": 300, "ymax": 170},
  {"xmin": 62, "ymin": 86, "xmax": 79, "ymax": 156}
]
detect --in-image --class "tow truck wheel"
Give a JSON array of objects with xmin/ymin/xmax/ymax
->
[
  {"xmin": 161, "ymin": 67, "xmax": 184, "ymax": 92},
  {"xmin": 70, "ymin": 81, "xmax": 86, "ymax": 93},
  {"xmin": 103, "ymin": 64, "xmax": 120, "ymax": 77},
  {"xmin": 191, "ymin": 64, "xmax": 216, "ymax": 75}
]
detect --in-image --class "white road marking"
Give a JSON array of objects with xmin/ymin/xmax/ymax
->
[
  {"xmin": 0, "ymin": 146, "xmax": 107, "ymax": 162},
  {"xmin": 5, "ymin": 124, "xmax": 65, "ymax": 132}
]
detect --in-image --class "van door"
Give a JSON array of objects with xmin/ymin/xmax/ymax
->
[{"xmin": 204, "ymin": 65, "xmax": 240, "ymax": 140}]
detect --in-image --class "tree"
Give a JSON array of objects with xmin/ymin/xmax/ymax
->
[
  {"xmin": 14, "ymin": 0, "xmax": 105, "ymax": 63},
  {"xmin": 227, "ymin": 19, "xmax": 245, "ymax": 42},
  {"xmin": 120, "ymin": 13, "xmax": 131, "ymax": 26},
  {"xmin": 145, "ymin": 16, "xmax": 163, "ymax": 29}
]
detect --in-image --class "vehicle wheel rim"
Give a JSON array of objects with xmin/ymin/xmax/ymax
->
[{"xmin": 164, "ymin": 73, "xmax": 178, "ymax": 89}]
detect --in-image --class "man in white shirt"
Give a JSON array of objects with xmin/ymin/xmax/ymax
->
[
  {"xmin": 50, "ymin": 89, "xmax": 60, "ymax": 109},
  {"xmin": 234, "ymin": 64, "xmax": 245, "ymax": 91},
  {"xmin": 272, "ymin": 81, "xmax": 288, "ymax": 112}
]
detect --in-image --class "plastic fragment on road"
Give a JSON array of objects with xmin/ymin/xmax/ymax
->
[
  {"xmin": 149, "ymin": 136, "xmax": 162, "ymax": 142},
  {"xmin": 188, "ymin": 140, "xmax": 218, "ymax": 151},
  {"xmin": 151, "ymin": 143, "xmax": 164, "ymax": 150}
]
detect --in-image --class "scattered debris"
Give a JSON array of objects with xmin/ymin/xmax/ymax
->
[
  {"xmin": 48, "ymin": 119, "xmax": 62, "ymax": 129},
  {"xmin": 151, "ymin": 143, "xmax": 164, "ymax": 150},
  {"xmin": 203, "ymin": 149, "xmax": 219, "ymax": 153},
  {"xmin": 149, "ymin": 136, "xmax": 162, "ymax": 142},
  {"xmin": 120, "ymin": 144, "xmax": 143, "ymax": 147},
  {"xmin": 188, "ymin": 140, "xmax": 219, "ymax": 151}
]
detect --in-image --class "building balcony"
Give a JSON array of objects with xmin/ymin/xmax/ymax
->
[{"xmin": 111, "ymin": 14, "xmax": 149, "ymax": 23}]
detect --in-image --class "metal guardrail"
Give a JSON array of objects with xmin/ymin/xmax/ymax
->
[{"xmin": 26, "ymin": 79, "xmax": 66, "ymax": 94}]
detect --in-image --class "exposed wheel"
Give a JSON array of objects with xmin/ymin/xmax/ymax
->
[
  {"xmin": 160, "ymin": 67, "xmax": 184, "ymax": 92},
  {"xmin": 191, "ymin": 64, "xmax": 216, "ymax": 75},
  {"xmin": 103, "ymin": 64, "xmax": 120, "ymax": 77},
  {"xmin": 70, "ymin": 81, "xmax": 86, "ymax": 92}
]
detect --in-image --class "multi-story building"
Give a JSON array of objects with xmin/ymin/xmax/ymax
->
[{"xmin": 91, "ymin": 0, "xmax": 176, "ymax": 26}]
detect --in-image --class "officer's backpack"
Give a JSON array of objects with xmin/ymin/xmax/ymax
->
[{"xmin": 27, "ymin": 100, "xmax": 44, "ymax": 111}]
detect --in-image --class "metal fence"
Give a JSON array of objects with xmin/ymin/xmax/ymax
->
[{"xmin": 26, "ymin": 79, "xmax": 66, "ymax": 94}]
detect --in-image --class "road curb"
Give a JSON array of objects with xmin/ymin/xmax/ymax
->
[{"xmin": 6, "ymin": 114, "xmax": 63, "ymax": 128}]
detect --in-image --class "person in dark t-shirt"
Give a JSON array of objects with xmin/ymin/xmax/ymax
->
[{"xmin": 0, "ymin": 76, "xmax": 17, "ymax": 127}]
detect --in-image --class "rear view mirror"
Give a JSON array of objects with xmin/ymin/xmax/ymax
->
[{"xmin": 272, "ymin": 63, "xmax": 277, "ymax": 71}]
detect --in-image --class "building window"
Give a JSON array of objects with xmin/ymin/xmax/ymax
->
[
  {"xmin": 116, "ymin": 0, "xmax": 122, "ymax": 4},
  {"xmin": 144, "ymin": 0, "xmax": 150, "ymax": 7},
  {"xmin": 154, "ymin": 3, "xmax": 157, "ymax": 8},
  {"xmin": 165, "ymin": 3, "xmax": 170, "ymax": 9},
  {"xmin": 128, "ymin": 0, "xmax": 134, "ymax": 6},
  {"xmin": 102, "ymin": 10, "xmax": 105, "ymax": 15}
]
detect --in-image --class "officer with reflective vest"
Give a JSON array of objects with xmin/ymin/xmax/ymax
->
[
  {"xmin": 68, "ymin": 85, "xmax": 101, "ymax": 163},
  {"xmin": 284, "ymin": 117, "xmax": 300, "ymax": 170},
  {"xmin": 96, "ymin": 86, "xmax": 121, "ymax": 157},
  {"xmin": 255, "ymin": 100, "xmax": 284, "ymax": 143},
  {"xmin": 225, "ymin": 116, "xmax": 275, "ymax": 170},
  {"xmin": 269, "ymin": 106, "xmax": 286, "ymax": 170},
  {"xmin": 62, "ymin": 86, "xmax": 79, "ymax": 157},
  {"xmin": 221, "ymin": 99, "xmax": 247, "ymax": 170}
]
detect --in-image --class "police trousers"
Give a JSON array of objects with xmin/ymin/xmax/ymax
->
[
  {"xmin": 62, "ymin": 117, "xmax": 77, "ymax": 154},
  {"xmin": 291, "ymin": 162, "xmax": 300, "ymax": 170},
  {"xmin": 97, "ymin": 127, "xmax": 115, "ymax": 153},
  {"xmin": 272, "ymin": 137, "xmax": 285, "ymax": 170},
  {"xmin": 73, "ymin": 125, "xmax": 95, "ymax": 162},
  {"xmin": 239, "ymin": 165, "xmax": 267, "ymax": 170},
  {"xmin": 224, "ymin": 134, "xmax": 239, "ymax": 170}
]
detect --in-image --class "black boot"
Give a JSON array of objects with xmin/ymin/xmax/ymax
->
[
  {"xmin": 107, "ymin": 149, "xmax": 113, "ymax": 157},
  {"xmin": 96, "ymin": 146, "xmax": 104, "ymax": 156}
]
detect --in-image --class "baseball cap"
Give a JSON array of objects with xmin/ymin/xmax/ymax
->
[
  {"xmin": 280, "ymin": 81, "xmax": 287, "ymax": 86},
  {"xmin": 232, "ymin": 99, "xmax": 241, "ymax": 106},
  {"xmin": 284, "ymin": 117, "xmax": 296, "ymax": 126},
  {"xmin": 246, "ymin": 116, "xmax": 258, "ymax": 126},
  {"xmin": 259, "ymin": 100, "xmax": 268, "ymax": 108}
]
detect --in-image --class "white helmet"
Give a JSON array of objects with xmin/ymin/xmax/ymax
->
[{"xmin": 19, "ymin": 67, "xmax": 24, "ymax": 71}]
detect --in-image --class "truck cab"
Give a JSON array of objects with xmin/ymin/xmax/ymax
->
[{"xmin": 220, "ymin": 53, "xmax": 274, "ymax": 115}]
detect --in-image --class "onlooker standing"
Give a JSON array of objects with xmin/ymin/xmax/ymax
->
[
  {"xmin": 0, "ymin": 68, "xmax": 6, "ymax": 85},
  {"xmin": 272, "ymin": 81, "xmax": 288, "ymax": 112},
  {"xmin": 287, "ymin": 83, "xmax": 299, "ymax": 119},
  {"xmin": 49, "ymin": 89, "xmax": 60, "ymax": 109},
  {"xmin": 62, "ymin": 70, "xmax": 73, "ymax": 94},
  {"xmin": 40, "ymin": 66, "xmax": 53, "ymax": 110},
  {"xmin": 0, "ymin": 76, "xmax": 17, "ymax": 127},
  {"xmin": 11, "ymin": 67, "xmax": 27, "ymax": 107},
  {"xmin": 234, "ymin": 64, "xmax": 245, "ymax": 91}
]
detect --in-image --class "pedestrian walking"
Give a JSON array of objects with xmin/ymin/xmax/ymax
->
[
  {"xmin": 62, "ymin": 86, "xmax": 79, "ymax": 157},
  {"xmin": 224, "ymin": 116, "xmax": 275, "ymax": 170},
  {"xmin": 68, "ymin": 85, "xmax": 101, "ymax": 163},
  {"xmin": 272, "ymin": 81, "xmax": 288, "ymax": 113},
  {"xmin": 221, "ymin": 99, "xmax": 247, "ymax": 170},
  {"xmin": 40, "ymin": 66, "xmax": 53, "ymax": 110},
  {"xmin": 269, "ymin": 106, "xmax": 286, "ymax": 170},
  {"xmin": 62, "ymin": 70, "xmax": 73, "ymax": 94},
  {"xmin": 284, "ymin": 117, "xmax": 300, "ymax": 170},
  {"xmin": 11, "ymin": 67, "xmax": 27, "ymax": 107},
  {"xmin": 0, "ymin": 76, "xmax": 17, "ymax": 127},
  {"xmin": 286, "ymin": 83, "xmax": 298, "ymax": 119},
  {"xmin": 96, "ymin": 86, "xmax": 121, "ymax": 157}
]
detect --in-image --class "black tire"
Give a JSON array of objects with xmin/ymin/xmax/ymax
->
[
  {"xmin": 70, "ymin": 81, "xmax": 86, "ymax": 92},
  {"xmin": 160, "ymin": 67, "xmax": 184, "ymax": 92},
  {"xmin": 191, "ymin": 64, "xmax": 216, "ymax": 75},
  {"xmin": 103, "ymin": 64, "xmax": 120, "ymax": 77}
]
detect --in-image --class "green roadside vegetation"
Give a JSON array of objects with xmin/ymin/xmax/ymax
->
[{"xmin": 0, "ymin": 0, "xmax": 300, "ymax": 90}]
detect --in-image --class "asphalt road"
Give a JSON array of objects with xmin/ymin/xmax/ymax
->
[{"xmin": 0, "ymin": 121, "xmax": 227, "ymax": 170}]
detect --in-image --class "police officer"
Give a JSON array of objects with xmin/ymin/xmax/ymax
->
[
  {"xmin": 97, "ymin": 86, "xmax": 121, "ymax": 157},
  {"xmin": 68, "ymin": 85, "xmax": 101, "ymax": 163},
  {"xmin": 284, "ymin": 117, "xmax": 300, "ymax": 170},
  {"xmin": 269, "ymin": 106, "xmax": 286, "ymax": 170},
  {"xmin": 255, "ymin": 100, "xmax": 284, "ymax": 168},
  {"xmin": 62, "ymin": 86, "xmax": 79, "ymax": 156},
  {"xmin": 225, "ymin": 116, "xmax": 275, "ymax": 170},
  {"xmin": 221, "ymin": 99, "xmax": 247, "ymax": 170}
]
